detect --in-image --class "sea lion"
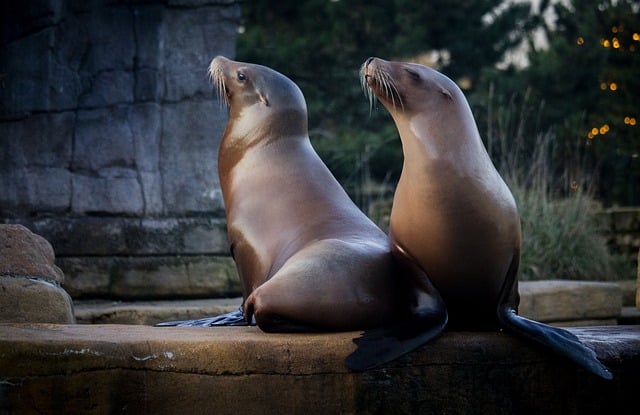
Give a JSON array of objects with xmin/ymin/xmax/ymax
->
[
  {"xmin": 346, "ymin": 57, "xmax": 612, "ymax": 380},
  {"xmin": 158, "ymin": 56, "xmax": 405, "ymax": 331}
]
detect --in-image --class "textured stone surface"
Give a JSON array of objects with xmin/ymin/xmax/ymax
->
[
  {"xmin": 0, "ymin": 224, "xmax": 74, "ymax": 323},
  {"xmin": 59, "ymin": 255, "xmax": 240, "ymax": 299},
  {"xmin": 70, "ymin": 280, "xmax": 626, "ymax": 327},
  {"xmin": 5, "ymin": 217, "xmax": 239, "ymax": 300},
  {"xmin": 1, "ymin": 1, "xmax": 239, "ymax": 301},
  {"xmin": 598, "ymin": 207, "xmax": 640, "ymax": 274},
  {"xmin": 518, "ymin": 280, "xmax": 621, "ymax": 324},
  {"xmin": 0, "ymin": 324, "xmax": 638, "ymax": 414},
  {"xmin": 0, "ymin": 224, "xmax": 64, "ymax": 282},
  {"xmin": 0, "ymin": 277, "xmax": 75, "ymax": 324},
  {"xmin": 74, "ymin": 297, "xmax": 241, "ymax": 325},
  {"xmin": 618, "ymin": 279, "xmax": 636, "ymax": 307},
  {"xmin": 8, "ymin": 216, "xmax": 230, "ymax": 256}
]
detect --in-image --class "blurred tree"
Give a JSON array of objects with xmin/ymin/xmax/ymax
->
[
  {"xmin": 473, "ymin": 0, "xmax": 640, "ymax": 205},
  {"xmin": 236, "ymin": 0, "xmax": 539, "ymax": 197}
]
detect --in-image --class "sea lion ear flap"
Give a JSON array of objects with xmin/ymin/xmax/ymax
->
[
  {"xmin": 440, "ymin": 86, "xmax": 453, "ymax": 100},
  {"xmin": 258, "ymin": 91, "xmax": 270, "ymax": 107}
]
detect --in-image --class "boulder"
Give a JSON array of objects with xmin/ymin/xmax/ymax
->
[{"xmin": 0, "ymin": 224, "xmax": 75, "ymax": 323}]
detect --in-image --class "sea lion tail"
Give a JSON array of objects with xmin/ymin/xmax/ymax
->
[
  {"xmin": 498, "ymin": 306, "xmax": 613, "ymax": 380},
  {"xmin": 154, "ymin": 306, "xmax": 249, "ymax": 327},
  {"xmin": 344, "ymin": 306, "xmax": 448, "ymax": 371}
]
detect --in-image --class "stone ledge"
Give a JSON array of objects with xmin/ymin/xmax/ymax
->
[
  {"xmin": 72, "ymin": 280, "xmax": 624, "ymax": 327},
  {"xmin": 518, "ymin": 280, "xmax": 621, "ymax": 324},
  {"xmin": 59, "ymin": 255, "xmax": 240, "ymax": 299},
  {"xmin": 0, "ymin": 324, "xmax": 638, "ymax": 414},
  {"xmin": 74, "ymin": 297, "xmax": 241, "ymax": 325}
]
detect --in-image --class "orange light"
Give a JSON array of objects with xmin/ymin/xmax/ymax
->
[
  {"xmin": 633, "ymin": 33, "xmax": 640, "ymax": 41},
  {"xmin": 600, "ymin": 82, "xmax": 608, "ymax": 90},
  {"xmin": 591, "ymin": 128, "xmax": 599, "ymax": 136},
  {"xmin": 631, "ymin": 118, "xmax": 637, "ymax": 126},
  {"xmin": 577, "ymin": 37, "xmax": 585, "ymax": 45},
  {"xmin": 603, "ymin": 39, "xmax": 611, "ymax": 47},
  {"xmin": 609, "ymin": 82, "xmax": 617, "ymax": 91},
  {"xmin": 612, "ymin": 38, "xmax": 620, "ymax": 49}
]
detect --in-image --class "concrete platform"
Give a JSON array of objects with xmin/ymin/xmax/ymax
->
[
  {"xmin": 73, "ymin": 280, "xmax": 624, "ymax": 327},
  {"xmin": 1, "ymin": 324, "xmax": 638, "ymax": 414},
  {"xmin": 74, "ymin": 297, "xmax": 242, "ymax": 325}
]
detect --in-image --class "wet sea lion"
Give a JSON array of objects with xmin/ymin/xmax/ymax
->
[
  {"xmin": 346, "ymin": 57, "xmax": 612, "ymax": 380},
  {"xmin": 158, "ymin": 57, "xmax": 405, "ymax": 331}
]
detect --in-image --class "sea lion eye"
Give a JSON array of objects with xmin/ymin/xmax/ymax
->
[
  {"xmin": 237, "ymin": 72, "xmax": 246, "ymax": 82},
  {"xmin": 405, "ymin": 69, "xmax": 420, "ymax": 80}
]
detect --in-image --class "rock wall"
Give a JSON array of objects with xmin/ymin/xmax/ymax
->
[
  {"xmin": 0, "ymin": 0, "xmax": 242, "ymax": 299},
  {"xmin": 599, "ymin": 207, "xmax": 640, "ymax": 271}
]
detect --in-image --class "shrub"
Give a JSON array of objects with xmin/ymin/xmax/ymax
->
[{"xmin": 511, "ymin": 182, "xmax": 631, "ymax": 281}]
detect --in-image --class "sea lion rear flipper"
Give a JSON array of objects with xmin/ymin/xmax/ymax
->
[
  {"xmin": 154, "ymin": 306, "xmax": 251, "ymax": 327},
  {"xmin": 498, "ymin": 306, "xmax": 613, "ymax": 380},
  {"xmin": 345, "ymin": 305, "xmax": 447, "ymax": 371},
  {"xmin": 497, "ymin": 252, "xmax": 613, "ymax": 380},
  {"xmin": 345, "ymin": 244, "xmax": 448, "ymax": 371}
]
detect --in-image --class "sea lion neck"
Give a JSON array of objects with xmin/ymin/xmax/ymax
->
[
  {"xmin": 224, "ymin": 106, "xmax": 308, "ymax": 147},
  {"xmin": 218, "ymin": 106, "xmax": 309, "ymax": 178}
]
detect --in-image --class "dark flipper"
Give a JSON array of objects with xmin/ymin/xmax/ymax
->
[
  {"xmin": 497, "ymin": 251, "xmax": 613, "ymax": 380},
  {"xmin": 345, "ymin": 306, "xmax": 447, "ymax": 371},
  {"xmin": 154, "ymin": 307, "xmax": 250, "ymax": 327},
  {"xmin": 345, "ymin": 243, "xmax": 448, "ymax": 371},
  {"xmin": 498, "ymin": 306, "xmax": 612, "ymax": 380}
]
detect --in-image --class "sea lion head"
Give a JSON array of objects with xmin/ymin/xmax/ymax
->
[
  {"xmin": 210, "ymin": 56, "xmax": 308, "ymax": 140},
  {"xmin": 361, "ymin": 57, "xmax": 456, "ymax": 119}
]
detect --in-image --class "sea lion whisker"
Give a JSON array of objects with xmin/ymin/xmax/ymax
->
[
  {"xmin": 210, "ymin": 66, "xmax": 229, "ymax": 110},
  {"xmin": 360, "ymin": 67, "xmax": 376, "ymax": 114},
  {"xmin": 381, "ymin": 75, "xmax": 397, "ymax": 109},
  {"xmin": 379, "ymin": 69, "xmax": 403, "ymax": 110}
]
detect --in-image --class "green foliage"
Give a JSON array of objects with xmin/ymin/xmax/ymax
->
[
  {"xmin": 479, "ymin": 86, "xmax": 633, "ymax": 281},
  {"xmin": 472, "ymin": 0, "xmax": 640, "ymax": 205},
  {"xmin": 513, "ymin": 182, "xmax": 632, "ymax": 281},
  {"xmin": 237, "ymin": 0, "xmax": 538, "ymax": 190}
]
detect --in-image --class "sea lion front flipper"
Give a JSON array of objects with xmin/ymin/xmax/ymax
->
[
  {"xmin": 345, "ymin": 305, "xmax": 447, "ymax": 371},
  {"xmin": 154, "ymin": 306, "xmax": 251, "ymax": 327},
  {"xmin": 498, "ymin": 306, "xmax": 612, "ymax": 380}
]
